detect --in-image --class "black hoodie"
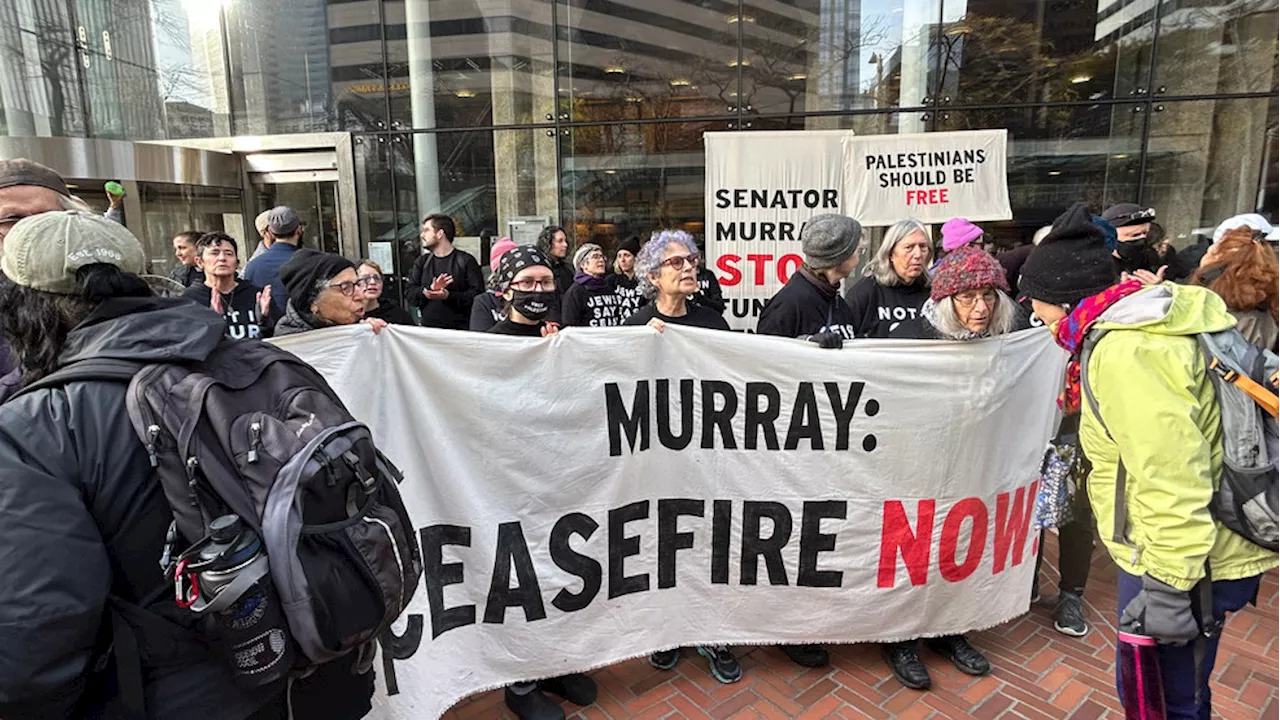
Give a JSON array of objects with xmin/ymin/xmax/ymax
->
[
  {"xmin": 843, "ymin": 274, "xmax": 931, "ymax": 338},
  {"xmin": 183, "ymin": 281, "xmax": 270, "ymax": 339},
  {"xmin": 756, "ymin": 268, "xmax": 857, "ymax": 339}
]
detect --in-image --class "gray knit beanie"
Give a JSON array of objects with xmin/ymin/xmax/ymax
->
[{"xmin": 801, "ymin": 214, "xmax": 863, "ymax": 269}]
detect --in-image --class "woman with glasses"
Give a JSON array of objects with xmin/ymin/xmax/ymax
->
[
  {"xmin": 357, "ymin": 258, "xmax": 414, "ymax": 325},
  {"xmin": 881, "ymin": 245, "xmax": 1020, "ymax": 691},
  {"xmin": 561, "ymin": 243, "xmax": 625, "ymax": 327},
  {"xmin": 624, "ymin": 230, "xmax": 729, "ymax": 331},
  {"xmin": 274, "ymin": 249, "xmax": 388, "ymax": 337},
  {"xmin": 488, "ymin": 247, "xmax": 598, "ymax": 720}
]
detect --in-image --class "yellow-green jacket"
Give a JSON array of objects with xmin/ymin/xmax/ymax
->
[{"xmin": 1081, "ymin": 283, "xmax": 1278, "ymax": 591}]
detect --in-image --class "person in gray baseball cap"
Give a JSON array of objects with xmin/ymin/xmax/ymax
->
[
  {"xmin": 244, "ymin": 205, "xmax": 304, "ymax": 321},
  {"xmin": 756, "ymin": 213, "xmax": 864, "ymax": 351}
]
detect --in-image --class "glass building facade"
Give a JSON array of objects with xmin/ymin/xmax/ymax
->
[{"xmin": 1, "ymin": 0, "xmax": 1276, "ymax": 292}]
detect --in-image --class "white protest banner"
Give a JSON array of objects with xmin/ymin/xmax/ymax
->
[
  {"xmin": 705, "ymin": 131, "xmax": 848, "ymax": 331},
  {"xmin": 273, "ymin": 325, "xmax": 1066, "ymax": 720},
  {"xmin": 843, "ymin": 129, "xmax": 1012, "ymax": 226}
]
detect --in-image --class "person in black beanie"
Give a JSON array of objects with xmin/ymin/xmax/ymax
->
[
  {"xmin": 274, "ymin": 248, "xmax": 388, "ymax": 336},
  {"xmin": 608, "ymin": 234, "xmax": 646, "ymax": 318}
]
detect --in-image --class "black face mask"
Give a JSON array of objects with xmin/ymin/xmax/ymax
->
[{"xmin": 510, "ymin": 290, "xmax": 554, "ymax": 321}]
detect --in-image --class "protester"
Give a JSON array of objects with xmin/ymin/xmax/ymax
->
[
  {"xmin": 1020, "ymin": 201, "xmax": 1277, "ymax": 719},
  {"xmin": 486, "ymin": 246, "xmax": 596, "ymax": 719},
  {"xmin": 183, "ymin": 231, "xmax": 272, "ymax": 339},
  {"xmin": 1150, "ymin": 222, "xmax": 1182, "ymax": 280},
  {"xmin": 625, "ymin": 231, "xmax": 730, "ymax": 332},
  {"xmin": 249, "ymin": 209, "xmax": 271, "ymax": 261},
  {"xmin": 844, "ymin": 218, "xmax": 932, "ymax": 337},
  {"xmin": 357, "ymin": 259, "xmax": 415, "ymax": 325},
  {"xmin": 938, "ymin": 217, "xmax": 983, "ymax": 260},
  {"xmin": 561, "ymin": 242, "xmax": 624, "ymax": 327},
  {"xmin": 168, "ymin": 230, "xmax": 204, "ymax": 287},
  {"xmin": 882, "ymin": 245, "xmax": 1012, "ymax": 688},
  {"xmin": 536, "ymin": 225, "xmax": 574, "ymax": 297},
  {"xmin": 274, "ymin": 248, "xmax": 387, "ymax": 337},
  {"xmin": 609, "ymin": 234, "xmax": 646, "ymax": 318},
  {"xmin": 1189, "ymin": 223, "xmax": 1279, "ymax": 350},
  {"xmin": 244, "ymin": 205, "xmax": 303, "ymax": 319},
  {"xmin": 406, "ymin": 213, "xmax": 484, "ymax": 330},
  {"xmin": 0, "ymin": 158, "xmax": 88, "ymax": 403},
  {"xmin": 0, "ymin": 211, "xmax": 376, "ymax": 719},
  {"xmin": 472, "ymin": 236, "xmax": 517, "ymax": 332},
  {"xmin": 1101, "ymin": 203, "xmax": 1162, "ymax": 275},
  {"xmin": 997, "ymin": 225, "xmax": 1046, "ymax": 295},
  {"xmin": 757, "ymin": 214, "xmax": 862, "ymax": 346}
]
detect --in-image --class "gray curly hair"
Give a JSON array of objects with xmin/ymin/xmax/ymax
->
[
  {"xmin": 865, "ymin": 218, "xmax": 932, "ymax": 286},
  {"xmin": 636, "ymin": 229, "xmax": 699, "ymax": 300}
]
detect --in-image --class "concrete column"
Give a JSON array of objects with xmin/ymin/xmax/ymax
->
[{"xmin": 405, "ymin": 0, "xmax": 440, "ymax": 217}]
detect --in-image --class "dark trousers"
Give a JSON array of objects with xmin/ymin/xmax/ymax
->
[
  {"xmin": 1033, "ymin": 489, "xmax": 1095, "ymax": 596},
  {"xmin": 1115, "ymin": 570, "xmax": 1261, "ymax": 720}
]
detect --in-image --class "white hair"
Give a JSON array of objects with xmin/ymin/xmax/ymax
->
[
  {"xmin": 1032, "ymin": 225, "xmax": 1052, "ymax": 246},
  {"xmin": 865, "ymin": 218, "xmax": 933, "ymax": 286},
  {"xmin": 636, "ymin": 230, "xmax": 698, "ymax": 300},
  {"xmin": 930, "ymin": 292, "xmax": 1018, "ymax": 339}
]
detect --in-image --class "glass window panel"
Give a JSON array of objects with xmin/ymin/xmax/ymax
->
[
  {"xmin": 328, "ymin": 0, "xmax": 389, "ymax": 132},
  {"xmin": 935, "ymin": 0, "xmax": 1152, "ymax": 109},
  {"xmin": 557, "ymin": 0, "xmax": 741, "ymax": 123},
  {"xmin": 1143, "ymin": 98, "xmax": 1278, "ymax": 246},
  {"xmin": 741, "ymin": 0, "xmax": 944, "ymax": 116},
  {"xmin": 0, "ymin": 3, "xmax": 88, "ymax": 137},
  {"xmin": 388, "ymin": 0, "xmax": 556, "ymax": 129},
  {"xmin": 559, "ymin": 120, "xmax": 714, "ymax": 249},
  {"xmin": 937, "ymin": 104, "xmax": 1145, "ymax": 245},
  {"xmin": 132, "ymin": 182, "xmax": 243, "ymax": 271},
  {"xmin": 1152, "ymin": 0, "xmax": 1278, "ymax": 97}
]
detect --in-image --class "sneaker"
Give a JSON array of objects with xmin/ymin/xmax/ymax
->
[
  {"xmin": 924, "ymin": 635, "xmax": 991, "ymax": 677},
  {"xmin": 650, "ymin": 648, "xmax": 680, "ymax": 670},
  {"xmin": 782, "ymin": 644, "xmax": 829, "ymax": 667},
  {"xmin": 882, "ymin": 641, "xmax": 930, "ymax": 690},
  {"xmin": 505, "ymin": 686, "xmax": 565, "ymax": 720},
  {"xmin": 696, "ymin": 645, "xmax": 743, "ymax": 684},
  {"xmin": 1031, "ymin": 584, "xmax": 1041, "ymax": 604},
  {"xmin": 1053, "ymin": 591, "xmax": 1090, "ymax": 637},
  {"xmin": 537, "ymin": 673, "xmax": 597, "ymax": 706}
]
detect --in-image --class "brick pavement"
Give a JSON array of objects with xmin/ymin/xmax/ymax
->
[{"xmin": 443, "ymin": 534, "xmax": 1279, "ymax": 719}]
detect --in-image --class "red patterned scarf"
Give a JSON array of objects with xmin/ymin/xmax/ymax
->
[{"xmin": 1051, "ymin": 279, "xmax": 1144, "ymax": 414}]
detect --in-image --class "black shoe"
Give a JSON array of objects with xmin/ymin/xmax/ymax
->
[
  {"xmin": 505, "ymin": 687, "xmax": 565, "ymax": 720},
  {"xmin": 1053, "ymin": 591, "xmax": 1090, "ymax": 637},
  {"xmin": 650, "ymin": 649, "xmax": 680, "ymax": 670},
  {"xmin": 924, "ymin": 635, "xmax": 990, "ymax": 677},
  {"xmin": 782, "ymin": 644, "xmax": 829, "ymax": 667},
  {"xmin": 536, "ymin": 673, "xmax": 596, "ymax": 706},
  {"xmin": 697, "ymin": 645, "xmax": 743, "ymax": 684},
  {"xmin": 882, "ymin": 641, "xmax": 931, "ymax": 690}
]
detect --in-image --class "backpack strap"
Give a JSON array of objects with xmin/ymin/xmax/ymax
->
[
  {"xmin": 10, "ymin": 358, "xmax": 146, "ymax": 400},
  {"xmin": 1079, "ymin": 328, "xmax": 1129, "ymax": 545},
  {"xmin": 1196, "ymin": 335, "xmax": 1280, "ymax": 418}
]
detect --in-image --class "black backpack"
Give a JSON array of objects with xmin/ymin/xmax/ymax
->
[{"xmin": 18, "ymin": 340, "xmax": 422, "ymax": 702}]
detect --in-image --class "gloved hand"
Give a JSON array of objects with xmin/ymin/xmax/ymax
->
[
  {"xmin": 1119, "ymin": 575, "xmax": 1200, "ymax": 645},
  {"xmin": 805, "ymin": 330, "xmax": 843, "ymax": 349}
]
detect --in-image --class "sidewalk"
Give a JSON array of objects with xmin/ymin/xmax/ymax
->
[{"xmin": 444, "ymin": 536, "xmax": 1279, "ymax": 719}]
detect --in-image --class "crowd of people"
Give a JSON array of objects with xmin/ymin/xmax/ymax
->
[{"xmin": 0, "ymin": 155, "xmax": 1275, "ymax": 720}]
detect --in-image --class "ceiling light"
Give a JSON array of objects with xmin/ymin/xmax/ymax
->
[
  {"xmin": 625, "ymin": 96, "xmax": 643, "ymax": 103},
  {"xmin": 788, "ymin": 73, "xmax": 807, "ymax": 81},
  {"xmin": 727, "ymin": 14, "xmax": 755, "ymax": 23},
  {"xmin": 728, "ymin": 58, "xmax": 751, "ymax": 67},
  {"xmin": 1113, "ymin": 154, "xmax": 1128, "ymax": 159},
  {"xmin": 1048, "ymin": 171, "xmax": 1062, "ymax": 176},
  {"xmin": 670, "ymin": 78, "xmax": 691, "ymax": 87},
  {"xmin": 454, "ymin": 89, "xmax": 476, "ymax": 98},
  {"xmin": 604, "ymin": 170, "xmax": 617, "ymax": 175},
  {"xmin": 605, "ymin": 65, "xmax": 626, "ymax": 74},
  {"xmin": 1070, "ymin": 74, "xmax": 1092, "ymax": 84}
]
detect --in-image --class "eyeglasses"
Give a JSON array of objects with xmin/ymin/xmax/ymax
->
[
  {"xmin": 509, "ymin": 278, "xmax": 556, "ymax": 292},
  {"xmin": 584, "ymin": 251, "xmax": 605, "ymax": 261},
  {"xmin": 329, "ymin": 277, "xmax": 375, "ymax": 297},
  {"xmin": 659, "ymin": 254, "xmax": 699, "ymax": 270},
  {"xmin": 359, "ymin": 274, "xmax": 384, "ymax": 285},
  {"xmin": 953, "ymin": 289, "xmax": 998, "ymax": 309}
]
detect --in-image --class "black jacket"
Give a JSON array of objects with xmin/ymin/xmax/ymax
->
[
  {"xmin": 844, "ymin": 275, "xmax": 931, "ymax": 338},
  {"xmin": 405, "ymin": 249, "xmax": 484, "ymax": 329},
  {"xmin": 470, "ymin": 292, "xmax": 504, "ymax": 332},
  {"xmin": 690, "ymin": 268, "xmax": 726, "ymax": 315},
  {"xmin": 366, "ymin": 297, "xmax": 415, "ymax": 325},
  {"xmin": 756, "ymin": 270, "xmax": 857, "ymax": 339},
  {"xmin": 549, "ymin": 259, "xmax": 575, "ymax": 298},
  {"xmin": 182, "ymin": 281, "xmax": 271, "ymax": 340},
  {"xmin": 169, "ymin": 263, "xmax": 204, "ymax": 288},
  {"xmin": 0, "ymin": 299, "xmax": 273, "ymax": 719},
  {"xmin": 273, "ymin": 301, "xmax": 322, "ymax": 337},
  {"xmin": 561, "ymin": 275, "xmax": 625, "ymax": 327}
]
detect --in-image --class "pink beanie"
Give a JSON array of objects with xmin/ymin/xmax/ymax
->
[
  {"xmin": 941, "ymin": 218, "xmax": 983, "ymax": 252},
  {"xmin": 489, "ymin": 236, "xmax": 517, "ymax": 272}
]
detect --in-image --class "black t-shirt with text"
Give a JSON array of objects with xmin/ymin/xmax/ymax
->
[
  {"xmin": 843, "ymin": 275, "xmax": 931, "ymax": 338},
  {"xmin": 624, "ymin": 303, "xmax": 730, "ymax": 330},
  {"xmin": 182, "ymin": 281, "xmax": 269, "ymax": 340}
]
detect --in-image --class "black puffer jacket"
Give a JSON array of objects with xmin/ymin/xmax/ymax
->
[{"xmin": 0, "ymin": 298, "xmax": 374, "ymax": 720}]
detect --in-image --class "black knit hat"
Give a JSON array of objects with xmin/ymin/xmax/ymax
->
[
  {"xmin": 618, "ymin": 235, "xmax": 642, "ymax": 256},
  {"xmin": 280, "ymin": 248, "xmax": 356, "ymax": 310},
  {"xmin": 1019, "ymin": 202, "xmax": 1119, "ymax": 306}
]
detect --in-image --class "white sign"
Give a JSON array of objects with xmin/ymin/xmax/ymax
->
[
  {"xmin": 705, "ymin": 129, "xmax": 1011, "ymax": 331},
  {"xmin": 273, "ymin": 325, "xmax": 1065, "ymax": 720},
  {"xmin": 844, "ymin": 130, "xmax": 1012, "ymax": 226},
  {"xmin": 705, "ymin": 131, "xmax": 848, "ymax": 330}
]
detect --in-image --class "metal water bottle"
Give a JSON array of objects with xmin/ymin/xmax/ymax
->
[{"xmin": 189, "ymin": 514, "xmax": 294, "ymax": 686}]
